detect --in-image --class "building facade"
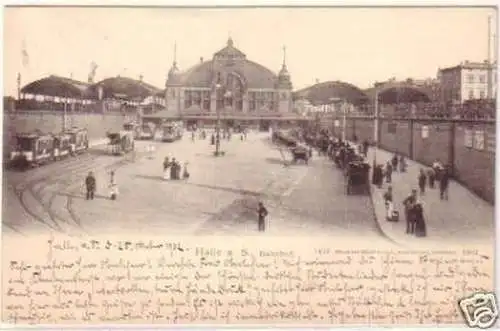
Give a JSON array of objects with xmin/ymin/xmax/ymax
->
[
  {"xmin": 163, "ymin": 38, "xmax": 296, "ymax": 128},
  {"xmin": 438, "ymin": 61, "xmax": 497, "ymax": 104}
]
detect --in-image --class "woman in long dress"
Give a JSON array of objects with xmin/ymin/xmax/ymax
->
[
  {"xmin": 109, "ymin": 171, "xmax": 119, "ymax": 200},
  {"xmin": 163, "ymin": 156, "xmax": 170, "ymax": 180},
  {"xmin": 413, "ymin": 202, "xmax": 427, "ymax": 237}
]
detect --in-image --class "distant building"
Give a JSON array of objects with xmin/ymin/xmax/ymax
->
[{"xmin": 438, "ymin": 60, "xmax": 497, "ymax": 104}]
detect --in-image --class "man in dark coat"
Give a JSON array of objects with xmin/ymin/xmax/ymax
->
[
  {"xmin": 439, "ymin": 166, "xmax": 450, "ymax": 200},
  {"xmin": 403, "ymin": 189, "xmax": 418, "ymax": 234},
  {"xmin": 258, "ymin": 202, "xmax": 268, "ymax": 232},
  {"xmin": 85, "ymin": 171, "xmax": 96, "ymax": 200}
]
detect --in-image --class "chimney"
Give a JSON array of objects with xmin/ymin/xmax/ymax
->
[{"xmin": 200, "ymin": 57, "xmax": 204, "ymax": 63}]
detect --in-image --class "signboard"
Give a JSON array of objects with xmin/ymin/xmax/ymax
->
[
  {"xmin": 474, "ymin": 130, "xmax": 485, "ymax": 150},
  {"xmin": 421, "ymin": 125, "xmax": 429, "ymax": 139},
  {"xmin": 464, "ymin": 129, "xmax": 473, "ymax": 148}
]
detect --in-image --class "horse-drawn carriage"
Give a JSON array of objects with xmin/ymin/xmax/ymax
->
[
  {"xmin": 346, "ymin": 161, "xmax": 370, "ymax": 195},
  {"xmin": 291, "ymin": 145, "xmax": 310, "ymax": 164}
]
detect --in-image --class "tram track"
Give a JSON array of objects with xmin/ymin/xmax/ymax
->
[{"xmin": 7, "ymin": 147, "xmax": 152, "ymax": 236}]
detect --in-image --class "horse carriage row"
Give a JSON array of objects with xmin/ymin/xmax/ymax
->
[
  {"xmin": 298, "ymin": 128, "xmax": 371, "ymax": 196},
  {"xmin": 9, "ymin": 127, "xmax": 89, "ymax": 169},
  {"xmin": 272, "ymin": 130, "xmax": 311, "ymax": 164}
]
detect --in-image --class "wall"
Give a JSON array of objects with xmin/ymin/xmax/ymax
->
[
  {"xmin": 3, "ymin": 111, "xmax": 131, "ymax": 156},
  {"xmin": 318, "ymin": 115, "xmax": 495, "ymax": 204}
]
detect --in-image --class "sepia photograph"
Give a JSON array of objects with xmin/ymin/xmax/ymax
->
[{"xmin": 1, "ymin": 5, "xmax": 497, "ymax": 327}]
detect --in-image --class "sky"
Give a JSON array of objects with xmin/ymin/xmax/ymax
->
[{"xmin": 3, "ymin": 6, "xmax": 497, "ymax": 97}]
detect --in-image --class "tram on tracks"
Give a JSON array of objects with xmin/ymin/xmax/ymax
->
[
  {"xmin": 137, "ymin": 122, "xmax": 156, "ymax": 140},
  {"xmin": 53, "ymin": 132, "xmax": 72, "ymax": 160},
  {"xmin": 160, "ymin": 121, "xmax": 183, "ymax": 142},
  {"xmin": 107, "ymin": 130, "xmax": 135, "ymax": 155},
  {"xmin": 64, "ymin": 127, "xmax": 89, "ymax": 155},
  {"xmin": 10, "ymin": 132, "xmax": 56, "ymax": 168}
]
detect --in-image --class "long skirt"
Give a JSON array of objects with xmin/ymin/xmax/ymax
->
[
  {"xmin": 109, "ymin": 184, "xmax": 119, "ymax": 200},
  {"xmin": 385, "ymin": 201, "xmax": 394, "ymax": 220},
  {"xmin": 163, "ymin": 168, "xmax": 169, "ymax": 180},
  {"xmin": 415, "ymin": 216, "xmax": 427, "ymax": 237}
]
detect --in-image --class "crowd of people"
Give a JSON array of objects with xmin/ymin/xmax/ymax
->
[{"xmin": 380, "ymin": 154, "xmax": 451, "ymax": 238}]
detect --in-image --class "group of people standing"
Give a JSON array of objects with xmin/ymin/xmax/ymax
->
[
  {"xmin": 382, "ymin": 155, "xmax": 452, "ymax": 239},
  {"xmin": 163, "ymin": 156, "xmax": 189, "ymax": 180}
]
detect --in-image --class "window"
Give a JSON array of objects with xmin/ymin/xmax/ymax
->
[
  {"xmin": 468, "ymin": 89, "xmax": 474, "ymax": 99},
  {"xmin": 467, "ymin": 74, "xmax": 474, "ymax": 83},
  {"xmin": 479, "ymin": 75, "xmax": 486, "ymax": 83}
]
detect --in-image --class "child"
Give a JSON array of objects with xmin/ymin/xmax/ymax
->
[
  {"xmin": 182, "ymin": 162, "xmax": 190, "ymax": 179},
  {"xmin": 109, "ymin": 171, "xmax": 118, "ymax": 200}
]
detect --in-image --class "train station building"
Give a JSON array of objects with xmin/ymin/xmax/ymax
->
[{"xmin": 145, "ymin": 37, "xmax": 303, "ymax": 130}]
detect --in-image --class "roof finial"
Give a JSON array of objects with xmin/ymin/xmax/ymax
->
[
  {"xmin": 173, "ymin": 41, "xmax": 177, "ymax": 65},
  {"xmin": 282, "ymin": 45, "xmax": 287, "ymax": 66},
  {"xmin": 227, "ymin": 33, "xmax": 233, "ymax": 47}
]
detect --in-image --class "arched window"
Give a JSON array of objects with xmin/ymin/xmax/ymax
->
[{"xmin": 216, "ymin": 72, "xmax": 245, "ymax": 111}]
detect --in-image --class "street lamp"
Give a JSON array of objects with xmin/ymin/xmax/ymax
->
[
  {"xmin": 214, "ymin": 83, "xmax": 222, "ymax": 156},
  {"xmin": 373, "ymin": 89, "xmax": 380, "ymax": 165}
]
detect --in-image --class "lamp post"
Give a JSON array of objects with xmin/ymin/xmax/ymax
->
[
  {"xmin": 342, "ymin": 100, "xmax": 347, "ymax": 142},
  {"xmin": 373, "ymin": 89, "xmax": 379, "ymax": 165},
  {"xmin": 214, "ymin": 83, "xmax": 222, "ymax": 156}
]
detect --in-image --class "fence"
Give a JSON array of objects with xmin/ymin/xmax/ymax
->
[{"xmin": 319, "ymin": 115, "xmax": 496, "ymax": 204}]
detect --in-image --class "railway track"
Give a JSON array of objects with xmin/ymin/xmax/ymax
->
[{"xmin": 5, "ymin": 147, "xmax": 150, "ymax": 237}]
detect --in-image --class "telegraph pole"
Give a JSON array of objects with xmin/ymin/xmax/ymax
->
[{"xmin": 487, "ymin": 15, "xmax": 493, "ymax": 99}]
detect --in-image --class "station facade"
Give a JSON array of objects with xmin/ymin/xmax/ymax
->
[{"xmin": 161, "ymin": 38, "xmax": 301, "ymax": 129}]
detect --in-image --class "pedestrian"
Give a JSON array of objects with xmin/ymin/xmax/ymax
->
[
  {"xmin": 182, "ymin": 162, "xmax": 190, "ymax": 179},
  {"xmin": 399, "ymin": 155, "xmax": 407, "ymax": 172},
  {"xmin": 418, "ymin": 168, "xmax": 427, "ymax": 195},
  {"xmin": 211, "ymin": 134, "xmax": 215, "ymax": 145},
  {"xmin": 391, "ymin": 154, "xmax": 399, "ymax": 172},
  {"xmin": 257, "ymin": 201, "xmax": 268, "ymax": 232},
  {"xmin": 383, "ymin": 185, "xmax": 394, "ymax": 221},
  {"xmin": 385, "ymin": 161, "xmax": 393, "ymax": 183},
  {"xmin": 170, "ymin": 158, "xmax": 178, "ymax": 180},
  {"xmin": 191, "ymin": 131, "xmax": 195, "ymax": 141},
  {"xmin": 413, "ymin": 201, "xmax": 427, "ymax": 237},
  {"xmin": 363, "ymin": 140, "xmax": 369, "ymax": 157},
  {"xmin": 109, "ymin": 171, "xmax": 118, "ymax": 200},
  {"xmin": 403, "ymin": 189, "xmax": 418, "ymax": 234},
  {"xmin": 85, "ymin": 171, "xmax": 96, "ymax": 200},
  {"xmin": 427, "ymin": 167, "xmax": 436, "ymax": 189},
  {"xmin": 439, "ymin": 165, "xmax": 450, "ymax": 200},
  {"xmin": 163, "ymin": 156, "xmax": 170, "ymax": 180}
]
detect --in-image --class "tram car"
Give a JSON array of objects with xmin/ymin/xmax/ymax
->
[
  {"xmin": 10, "ymin": 132, "xmax": 55, "ymax": 168},
  {"xmin": 107, "ymin": 130, "xmax": 135, "ymax": 156},
  {"xmin": 64, "ymin": 127, "xmax": 89, "ymax": 155},
  {"xmin": 53, "ymin": 133, "xmax": 72, "ymax": 160},
  {"xmin": 160, "ymin": 121, "xmax": 183, "ymax": 142},
  {"xmin": 137, "ymin": 122, "xmax": 156, "ymax": 140},
  {"xmin": 123, "ymin": 122, "xmax": 141, "ymax": 139}
]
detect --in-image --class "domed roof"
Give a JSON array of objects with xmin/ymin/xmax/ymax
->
[
  {"xmin": 92, "ymin": 76, "xmax": 161, "ymax": 100},
  {"xmin": 179, "ymin": 59, "xmax": 278, "ymax": 89},
  {"xmin": 21, "ymin": 75, "xmax": 91, "ymax": 98},
  {"xmin": 377, "ymin": 86, "xmax": 431, "ymax": 104},
  {"xmin": 293, "ymin": 80, "xmax": 369, "ymax": 105}
]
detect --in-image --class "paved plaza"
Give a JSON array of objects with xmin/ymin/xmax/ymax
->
[{"xmin": 3, "ymin": 131, "xmax": 390, "ymax": 244}]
